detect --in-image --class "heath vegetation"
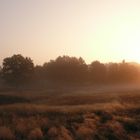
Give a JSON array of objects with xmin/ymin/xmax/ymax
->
[{"xmin": 0, "ymin": 54, "xmax": 140, "ymax": 139}]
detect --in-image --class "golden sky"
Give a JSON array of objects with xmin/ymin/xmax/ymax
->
[{"xmin": 1, "ymin": 0, "xmax": 140, "ymax": 65}]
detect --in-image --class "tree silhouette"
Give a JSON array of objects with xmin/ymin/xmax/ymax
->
[
  {"xmin": 0, "ymin": 66, "xmax": 2, "ymax": 77},
  {"xmin": 43, "ymin": 56, "xmax": 88, "ymax": 82},
  {"xmin": 89, "ymin": 61, "xmax": 107, "ymax": 83},
  {"xmin": 2, "ymin": 54, "xmax": 34, "ymax": 85},
  {"xmin": 107, "ymin": 63, "xmax": 119, "ymax": 83},
  {"xmin": 118, "ymin": 62, "xmax": 139, "ymax": 83},
  {"xmin": 1, "ymin": 54, "xmax": 140, "ymax": 86}
]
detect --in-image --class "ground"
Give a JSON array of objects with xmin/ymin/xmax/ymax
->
[{"xmin": 0, "ymin": 84, "xmax": 140, "ymax": 140}]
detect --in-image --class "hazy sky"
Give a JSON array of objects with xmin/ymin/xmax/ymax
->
[{"xmin": 1, "ymin": 0, "xmax": 140, "ymax": 65}]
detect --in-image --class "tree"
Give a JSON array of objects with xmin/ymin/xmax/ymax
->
[
  {"xmin": 118, "ymin": 62, "xmax": 139, "ymax": 83},
  {"xmin": 89, "ymin": 61, "xmax": 107, "ymax": 83},
  {"xmin": 43, "ymin": 56, "xmax": 88, "ymax": 82},
  {"xmin": 2, "ymin": 54, "xmax": 34, "ymax": 85},
  {"xmin": 0, "ymin": 66, "xmax": 2, "ymax": 77},
  {"xmin": 107, "ymin": 63, "xmax": 119, "ymax": 83}
]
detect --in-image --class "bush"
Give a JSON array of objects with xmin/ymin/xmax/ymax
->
[
  {"xmin": 47, "ymin": 126, "xmax": 73, "ymax": 140},
  {"xmin": 76, "ymin": 125, "xmax": 94, "ymax": 140},
  {"xmin": 95, "ymin": 111, "xmax": 113, "ymax": 123},
  {"xmin": 28, "ymin": 128, "xmax": 43, "ymax": 140},
  {"xmin": 122, "ymin": 119, "xmax": 139, "ymax": 133},
  {"xmin": 0, "ymin": 126, "xmax": 15, "ymax": 140}
]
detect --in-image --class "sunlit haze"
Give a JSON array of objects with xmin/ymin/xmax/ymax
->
[{"xmin": 1, "ymin": 0, "xmax": 140, "ymax": 65}]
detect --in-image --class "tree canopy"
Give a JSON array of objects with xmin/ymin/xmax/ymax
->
[
  {"xmin": 1, "ymin": 54, "xmax": 140, "ymax": 86},
  {"xmin": 2, "ymin": 54, "xmax": 34, "ymax": 85},
  {"xmin": 43, "ymin": 56, "xmax": 88, "ymax": 82}
]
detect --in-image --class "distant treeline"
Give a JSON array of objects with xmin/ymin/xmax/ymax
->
[{"xmin": 0, "ymin": 54, "xmax": 140, "ymax": 86}]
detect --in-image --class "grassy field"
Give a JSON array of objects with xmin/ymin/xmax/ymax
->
[{"xmin": 0, "ymin": 84, "xmax": 140, "ymax": 140}]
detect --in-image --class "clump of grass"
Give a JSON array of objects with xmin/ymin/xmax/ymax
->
[
  {"xmin": 28, "ymin": 128, "xmax": 43, "ymax": 140},
  {"xmin": 0, "ymin": 126, "xmax": 15, "ymax": 140},
  {"xmin": 115, "ymin": 116, "xmax": 140, "ymax": 134},
  {"xmin": 67, "ymin": 114, "xmax": 84, "ymax": 124},
  {"xmin": 95, "ymin": 111, "xmax": 113, "ymax": 123},
  {"xmin": 94, "ymin": 125, "xmax": 121, "ymax": 140},
  {"xmin": 105, "ymin": 120, "xmax": 128, "ymax": 140},
  {"xmin": 36, "ymin": 117, "xmax": 49, "ymax": 132},
  {"xmin": 14, "ymin": 116, "xmax": 50, "ymax": 139},
  {"xmin": 15, "ymin": 122, "xmax": 27, "ymax": 138},
  {"xmin": 76, "ymin": 125, "xmax": 94, "ymax": 140},
  {"xmin": 121, "ymin": 119, "xmax": 140, "ymax": 133},
  {"xmin": 47, "ymin": 126, "xmax": 73, "ymax": 140},
  {"xmin": 73, "ymin": 114, "xmax": 97, "ymax": 140}
]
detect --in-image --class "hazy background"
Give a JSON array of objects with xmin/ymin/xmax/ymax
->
[{"xmin": 1, "ymin": 0, "xmax": 140, "ymax": 65}]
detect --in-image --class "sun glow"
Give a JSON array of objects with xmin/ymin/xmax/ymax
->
[
  {"xmin": 1, "ymin": 0, "xmax": 140, "ymax": 64},
  {"xmin": 114, "ymin": 23, "xmax": 140, "ymax": 63}
]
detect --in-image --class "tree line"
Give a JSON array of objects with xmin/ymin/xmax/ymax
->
[{"xmin": 0, "ymin": 54, "xmax": 140, "ymax": 86}]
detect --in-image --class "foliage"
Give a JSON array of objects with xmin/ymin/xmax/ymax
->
[
  {"xmin": 0, "ymin": 102, "xmax": 139, "ymax": 140},
  {"xmin": 1, "ymin": 54, "xmax": 140, "ymax": 85},
  {"xmin": 43, "ymin": 56, "xmax": 88, "ymax": 82},
  {"xmin": 89, "ymin": 61, "xmax": 107, "ymax": 83},
  {"xmin": 2, "ymin": 54, "xmax": 34, "ymax": 85}
]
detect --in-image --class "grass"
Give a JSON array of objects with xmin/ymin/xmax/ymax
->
[{"xmin": 0, "ymin": 84, "xmax": 140, "ymax": 139}]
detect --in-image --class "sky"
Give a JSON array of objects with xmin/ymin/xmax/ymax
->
[{"xmin": 1, "ymin": 0, "xmax": 140, "ymax": 65}]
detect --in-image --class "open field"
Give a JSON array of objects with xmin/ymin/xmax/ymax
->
[{"xmin": 0, "ymin": 84, "xmax": 140, "ymax": 140}]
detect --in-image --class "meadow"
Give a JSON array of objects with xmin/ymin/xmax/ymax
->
[{"xmin": 0, "ymin": 84, "xmax": 140, "ymax": 140}]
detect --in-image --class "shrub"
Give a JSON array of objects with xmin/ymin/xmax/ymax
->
[
  {"xmin": 15, "ymin": 121, "xmax": 27, "ymax": 136},
  {"xmin": 76, "ymin": 125, "xmax": 94, "ymax": 140},
  {"xmin": 105, "ymin": 121, "xmax": 128, "ymax": 140},
  {"xmin": 47, "ymin": 126, "xmax": 73, "ymax": 140},
  {"xmin": 122, "ymin": 119, "xmax": 139, "ymax": 133},
  {"xmin": 28, "ymin": 128, "xmax": 43, "ymax": 140},
  {"xmin": 0, "ymin": 126, "xmax": 15, "ymax": 140},
  {"xmin": 95, "ymin": 111, "xmax": 113, "ymax": 123},
  {"xmin": 83, "ymin": 118, "xmax": 97, "ymax": 129},
  {"xmin": 47, "ymin": 126, "xmax": 58, "ymax": 137},
  {"xmin": 94, "ymin": 126, "xmax": 119, "ymax": 140}
]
